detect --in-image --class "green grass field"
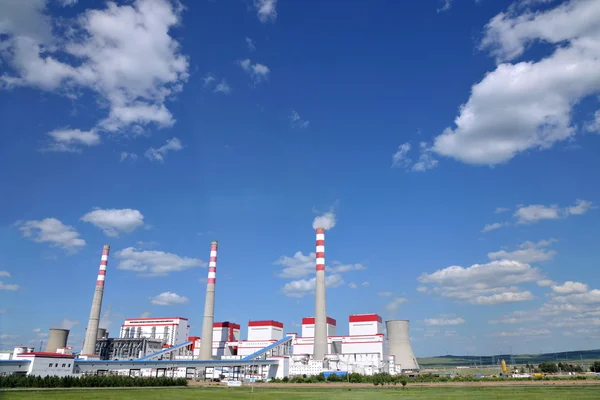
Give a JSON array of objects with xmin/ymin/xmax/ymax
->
[{"xmin": 2, "ymin": 386, "xmax": 599, "ymax": 399}]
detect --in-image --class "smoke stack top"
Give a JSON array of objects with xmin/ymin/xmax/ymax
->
[{"xmin": 312, "ymin": 211, "xmax": 336, "ymax": 230}]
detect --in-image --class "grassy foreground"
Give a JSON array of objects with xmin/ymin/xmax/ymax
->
[{"xmin": 3, "ymin": 386, "xmax": 600, "ymax": 399}]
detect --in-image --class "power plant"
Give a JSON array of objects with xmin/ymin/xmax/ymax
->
[{"xmin": 0, "ymin": 228, "xmax": 419, "ymax": 380}]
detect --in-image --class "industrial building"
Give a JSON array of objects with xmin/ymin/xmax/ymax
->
[{"xmin": 0, "ymin": 228, "xmax": 419, "ymax": 380}]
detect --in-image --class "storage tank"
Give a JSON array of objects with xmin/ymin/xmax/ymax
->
[
  {"xmin": 45, "ymin": 329, "xmax": 70, "ymax": 353},
  {"xmin": 386, "ymin": 320, "xmax": 419, "ymax": 372},
  {"xmin": 97, "ymin": 328, "xmax": 107, "ymax": 340}
]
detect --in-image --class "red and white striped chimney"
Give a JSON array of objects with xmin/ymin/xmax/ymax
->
[
  {"xmin": 199, "ymin": 240, "xmax": 218, "ymax": 360},
  {"xmin": 82, "ymin": 244, "xmax": 110, "ymax": 355},
  {"xmin": 313, "ymin": 228, "xmax": 327, "ymax": 360}
]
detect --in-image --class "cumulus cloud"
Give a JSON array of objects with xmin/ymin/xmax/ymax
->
[
  {"xmin": 81, "ymin": 208, "xmax": 145, "ymax": 237},
  {"xmin": 424, "ymin": 316, "xmax": 465, "ymax": 326},
  {"xmin": 0, "ymin": 282, "xmax": 20, "ymax": 291},
  {"xmin": 145, "ymin": 137, "xmax": 183, "ymax": 163},
  {"xmin": 515, "ymin": 199, "xmax": 593, "ymax": 224},
  {"xmin": 274, "ymin": 251, "xmax": 365, "ymax": 279},
  {"xmin": 254, "ymin": 0, "xmax": 277, "ymax": 23},
  {"xmin": 431, "ymin": 0, "xmax": 600, "ymax": 166},
  {"xmin": 392, "ymin": 143, "xmax": 411, "ymax": 168},
  {"xmin": 141, "ymin": 311, "xmax": 151, "ymax": 318},
  {"xmin": 585, "ymin": 110, "xmax": 600, "ymax": 133},
  {"xmin": 494, "ymin": 207, "xmax": 509, "ymax": 214},
  {"xmin": 151, "ymin": 291, "xmax": 189, "ymax": 306},
  {"xmin": 488, "ymin": 239, "xmax": 557, "ymax": 263},
  {"xmin": 437, "ymin": 0, "xmax": 453, "ymax": 13},
  {"xmin": 378, "ymin": 291, "xmax": 393, "ymax": 297},
  {"xmin": 290, "ymin": 110, "xmax": 309, "ymax": 128},
  {"xmin": 418, "ymin": 259, "xmax": 540, "ymax": 305},
  {"xmin": 281, "ymin": 274, "xmax": 345, "ymax": 298},
  {"xmin": 412, "ymin": 142, "xmax": 439, "ymax": 172},
  {"xmin": 0, "ymin": 271, "xmax": 10, "ymax": 277},
  {"xmin": 0, "ymin": 0, "xmax": 189, "ymax": 148},
  {"xmin": 120, "ymin": 152, "xmax": 138, "ymax": 163},
  {"xmin": 15, "ymin": 218, "xmax": 85, "ymax": 252},
  {"xmin": 348, "ymin": 282, "xmax": 357, "ymax": 289},
  {"xmin": 213, "ymin": 79, "xmax": 232, "ymax": 95},
  {"xmin": 44, "ymin": 128, "xmax": 101, "ymax": 153},
  {"xmin": 239, "ymin": 59, "xmax": 270, "ymax": 85},
  {"xmin": 245, "ymin": 37, "xmax": 256, "ymax": 51},
  {"xmin": 481, "ymin": 222, "xmax": 506, "ymax": 233},
  {"xmin": 551, "ymin": 281, "xmax": 589, "ymax": 294},
  {"xmin": 115, "ymin": 247, "xmax": 205, "ymax": 277}
]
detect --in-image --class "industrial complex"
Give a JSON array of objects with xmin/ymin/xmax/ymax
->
[{"xmin": 0, "ymin": 229, "xmax": 419, "ymax": 380}]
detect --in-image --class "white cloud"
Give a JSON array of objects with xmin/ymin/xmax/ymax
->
[
  {"xmin": 33, "ymin": 328, "xmax": 41, "ymax": 333},
  {"xmin": 203, "ymin": 75, "xmax": 216, "ymax": 87},
  {"xmin": 494, "ymin": 207, "xmax": 509, "ymax": 214},
  {"xmin": 16, "ymin": 218, "xmax": 85, "ymax": 252},
  {"xmin": 274, "ymin": 251, "xmax": 364, "ymax": 279},
  {"xmin": 120, "ymin": 152, "xmax": 138, "ymax": 162},
  {"xmin": 115, "ymin": 247, "xmax": 205, "ymax": 277},
  {"xmin": 245, "ymin": 37, "xmax": 256, "ymax": 51},
  {"xmin": 254, "ymin": 0, "xmax": 277, "ymax": 23},
  {"xmin": 585, "ymin": 110, "xmax": 600, "ymax": 133},
  {"xmin": 377, "ymin": 291, "xmax": 393, "ymax": 297},
  {"xmin": 59, "ymin": 318, "xmax": 79, "ymax": 330},
  {"xmin": 312, "ymin": 210, "xmax": 336, "ymax": 230},
  {"xmin": 0, "ymin": 334, "xmax": 19, "ymax": 340},
  {"xmin": 348, "ymin": 282, "xmax": 357, "ymax": 289},
  {"xmin": 392, "ymin": 143, "xmax": 411, "ymax": 168},
  {"xmin": 361, "ymin": 281, "xmax": 370, "ymax": 287},
  {"xmin": 488, "ymin": 238, "xmax": 557, "ymax": 263},
  {"xmin": 214, "ymin": 79, "xmax": 232, "ymax": 95},
  {"xmin": 481, "ymin": 222, "xmax": 506, "ymax": 233},
  {"xmin": 553, "ymin": 289, "xmax": 600, "ymax": 305},
  {"xmin": 145, "ymin": 137, "xmax": 183, "ymax": 163},
  {"xmin": 437, "ymin": 0, "xmax": 453, "ymax": 13},
  {"xmin": 551, "ymin": 281, "xmax": 589, "ymax": 294},
  {"xmin": 0, "ymin": 281, "xmax": 20, "ymax": 291},
  {"xmin": 151, "ymin": 291, "xmax": 189, "ymax": 306},
  {"xmin": 141, "ymin": 311, "xmax": 151, "ymax": 318},
  {"xmin": 489, "ymin": 327, "xmax": 551, "ymax": 337},
  {"xmin": 44, "ymin": 128, "xmax": 100, "ymax": 153},
  {"xmin": 537, "ymin": 279, "xmax": 555, "ymax": 287},
  {"xmin": 0, "ymin": 271, "xmax": 10, "ymax": 277},
  {"xmin": 290, "ymin": 110, "xmax": 309, "ymax": 128},
  {"xmin": 281, "ymin": 274, "xmax": 345, "ymax": 298},
  {"xmin": 471, "ymin": 290, "xmax": 534, "ymax": 305},
  {"xmin": 412, "ymin": 142, "xmax": 439, "ymax": 172},
  {"xmin": 239, "ymin": 58, "xmax": 270, "ymax": 85},
  {"xmin": 81, "ymin": 208, "xmax": 145, "ymax": 237},
  {"xmin": 431, "ymin": 0, "xmax": 600, "ymax": 166},
  {"xmin": 418, "ymin": 259, "xmax": 540, "ymax": 305},
  {"xmin": 384, "ymin": 297, "xmax": 408, "ymax": 312},
  {"xmin": 58, "ymin": 0, "xmax": 78, "ymax": 6},
  {"xmin": 424, "ymin": 316, "xmax": 465, "ymax": 326},
  {"xmin": 515, "ymin": 199, "xmax": 593, "ymax": 224},
  {"xmin": 0, "ymin": 0, "xmax": 189, "ymax": 145}
]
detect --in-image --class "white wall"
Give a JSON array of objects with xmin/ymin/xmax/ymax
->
[
  {"xmin": 18, "ymin": 355, "xmax": 75, "ymax": 377},
  {"xmin": 248, "ymin": 325, "xmax": 282, "ymax": 341},
  {"xmin": 120, "ymin": 319, "xmax": 188, "ymax": 346}
]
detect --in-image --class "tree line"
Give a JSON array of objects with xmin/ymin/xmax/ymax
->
[{"xmin": 0, "ymin": 375, "xmax": 188, "ymax": 388}]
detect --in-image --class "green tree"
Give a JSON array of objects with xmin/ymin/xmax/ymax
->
[{"xmin": 590, "ymin": 361, "xmax": 600, "ymax": 373}]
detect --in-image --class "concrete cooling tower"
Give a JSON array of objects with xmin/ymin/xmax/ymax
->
[
  {"xmin": 45, "ymin": 329, "xmax": 69, "ymax": 353},
  {"xmin": 386, "ymin": 320, "xmax": 419, "ymax": 371}
]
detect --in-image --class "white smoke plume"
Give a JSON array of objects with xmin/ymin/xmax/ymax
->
[{"xmin": 312, "ymin": 211, "xmax": 336, "ymax": 230}]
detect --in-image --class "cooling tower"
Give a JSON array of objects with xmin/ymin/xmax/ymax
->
[
  {"xmin": 45, "ymin": 329, "xmax": 69, "ymax": 353},
  {"xmin": 313, "ymin": 227, "xmax": 327, "ymax": 360},
  {"xmin": 81, "ymin": 245, "xmax": 110, "ymax": 355},
  {"xmin": 386, "ymin": 320, "xmax": 419, "ymax": 371},
  {"xmin": 97, "ymin": 328, "xmax": 107, "ymax": 340},
  {"xmin": 199, "ymin": 240, "xmax": 218, "ymax": 360}
]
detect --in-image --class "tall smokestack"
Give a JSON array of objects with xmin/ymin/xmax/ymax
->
[
  {"xmin": 313, "ymin": 228, "xmax": 327, "ymax": 360},
  {"xmin": 82, "ymin": 244, "xmax": 110, "ymax": 355},
  {"xmin": 199, "ymin": 240, "xmax": 218, "ymax": 360}
]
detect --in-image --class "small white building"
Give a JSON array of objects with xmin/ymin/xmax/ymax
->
[
  {"xmin": 16, "ymin": 352, "xmax": 76, "ymax": 377},
  {"xmin": 119, "ymin": 317, "xmax": 189, "ymax": 346},
  {"xmin": 238, "ymin": 320, "xmax": 284, "ymax": 357}
]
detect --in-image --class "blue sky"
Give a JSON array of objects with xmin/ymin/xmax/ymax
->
[{"xmin": 1, "ymin": 0, "xmax": 599, "ymax": 357}]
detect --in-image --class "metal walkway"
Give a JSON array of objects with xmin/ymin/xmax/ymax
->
[
  {"xmin": 242, "ymin": 336, "xmax": 293, "ymax": 361},
  {"xmin": 137, "ymin": 341, "xmax": 192, "ymax": 361}
]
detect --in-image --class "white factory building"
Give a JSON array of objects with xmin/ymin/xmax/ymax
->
[{"xmin": 119, "ymin": 317, "xmax": 189, "ymax": 346}]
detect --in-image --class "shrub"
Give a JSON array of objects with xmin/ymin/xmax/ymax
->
[{"xmin": 0, "ymin": 375, "xmax": 188, "ymax": 388}]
